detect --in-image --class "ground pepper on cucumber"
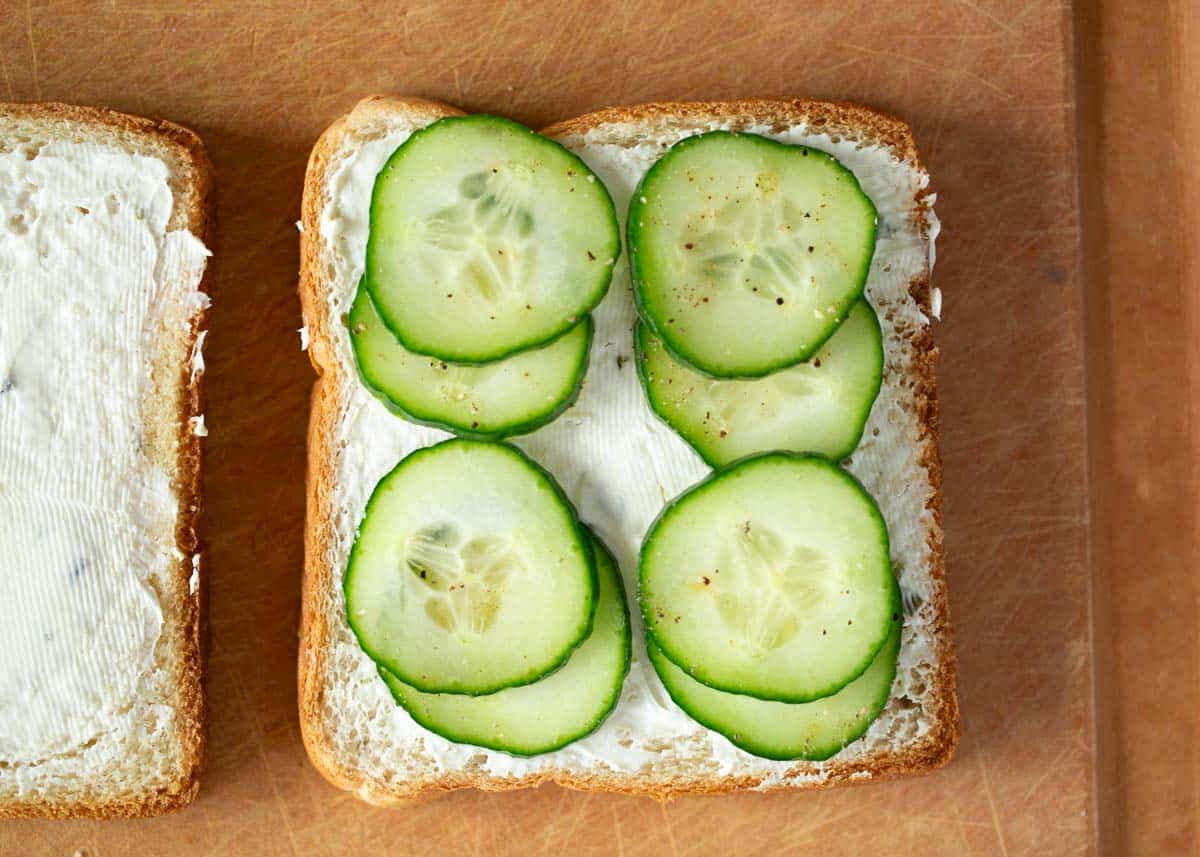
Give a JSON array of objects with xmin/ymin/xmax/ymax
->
[{"xmin": 342, "ymin": 113, "xmax": 900, "ymax": 760}]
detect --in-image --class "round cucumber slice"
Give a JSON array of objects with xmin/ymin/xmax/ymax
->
[
  {"xmin": 366, "ymin": 115, "xmax": 620, "ymax": 363},
  {"xmin": 381, "ymin": 530, "xmax": 631, "ymax": 756},
  {"xmin": 640, "ymin": 453, "xmax": 899, "ymax": 703},
  {"xmin": 629, "ymin": 131, "xmax": 877, "ymax": 377},
  {"xmin": 345, "ymin": 439, "xmax": 597, "ymax": 695},
  {"xmin": 350, "ymin": 282, "xmax": 592, "ymax": 439},
  {"xmin": 648, "ymin": 624, "xmax": 899, "ymax": 761},
  {"xmin": 636, "ymin": 299, "xmax": 883, "ymax": 466}
]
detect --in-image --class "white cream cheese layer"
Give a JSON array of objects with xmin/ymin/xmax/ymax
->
[
  {"xmin": 0, "ymin": 141, "xmax": 209, "ymax": 767},
  {"xmin": 320, "ymin": 122, "xmax": 940, "ymax": 783}
]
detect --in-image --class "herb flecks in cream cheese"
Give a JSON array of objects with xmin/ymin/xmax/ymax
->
[{"xmin": 0, "ymin": 141, "xmax": 209, "ymax": 766}]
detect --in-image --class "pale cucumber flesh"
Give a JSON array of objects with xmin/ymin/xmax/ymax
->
[
  {"xmin": 629, "ymin": 131, "xmax": 877, "ymax": 377},
  {"xmin": 640, "ymin": 453, "xmax": 899, "ymax": 702},
  {"xmin": 382, "ymin": 531, "xmax": 631, "ymax": 756},
  {"xmin": 366, "ymin": 115, "xmax": 619, "ymax": 363},
  {"xmin": 649, "ymin": 624, "xmax": 900, "ymax": 760},
  {"xmin": 637, "ymin": 299, "xmax": 883, "ymax": 466},
  {"xmin": 345, "ymin": 439, "xmax": 596, "ymax": 695},
  {"xmin": 350, "ymin": 282, "xmax": 592, "ymax": 439}
]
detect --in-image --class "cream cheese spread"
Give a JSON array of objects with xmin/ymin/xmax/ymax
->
[
  {"xmin": 319, "ymin": 121, "xmax": 940, "ymax": 784},
  {"xmin": 0, "ymin": 140, "xmax": 209, "ymax": 769}
]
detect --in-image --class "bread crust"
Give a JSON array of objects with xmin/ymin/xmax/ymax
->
[
  {"xmin": 297, "ymin": 94, "xmax": 468, "ymax": 803},
  {"xmin": 541, "ymin": 98, "xmax": 922, "ymax": 168},
  {"xmin": 298, "ymin": 96, "xmax": 957, "ymax": 804},
  {"xmin": 0, "ymin": 102, "xmax": 213, "ymax": 819}
]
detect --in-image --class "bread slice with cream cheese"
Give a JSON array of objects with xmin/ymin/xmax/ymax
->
[
  {"xmin": 298, "ymin": 95, "xmax": 957, "ymax": 802},
  {"xmin": 0, "ymin": 103, "xmax": 212, "ymax": 818}
]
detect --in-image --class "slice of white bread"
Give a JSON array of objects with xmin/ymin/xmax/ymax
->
[
  {"xmin": 0, "ymin": 103, "xmax": 212, "ymax": 818},
  {"xmin": 298, "ymin": 95, "xmax": 957, "ymax": 802}
]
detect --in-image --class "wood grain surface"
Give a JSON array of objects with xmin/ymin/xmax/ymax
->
[
  {"xmin": 0, "ymin": 1, "xmax": 1112, "ymax": 854},
  {"xmin": 1077, "ymin": 2, "xmax": 1199, "ymax": 855}
]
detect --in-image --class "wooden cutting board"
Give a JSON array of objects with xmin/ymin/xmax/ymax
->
[{"xmin": 2, "ymin": 1, "xmax": 1191, "ymax": 854}]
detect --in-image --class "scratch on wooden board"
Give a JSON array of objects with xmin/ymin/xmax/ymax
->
[
  {"xmin": 0, "ymin": 53, "xmax": 14, "ymax": 100},
  {"xmin": 538, "ymin": 793, "xmax": 589, "ymax": 852},
  {"xmin": 1012, "ymin": 0, "xmax": 1066, "ymax": 26},
  {"xmin": 635, "ymin": 22, "xmax": 794, "ymax": 78},
  {"xmin": 810, "ymin": 55, "xmax": 866, "ymax": 81},
  {"xmin": 284, "ymin": 790, "xmax": 372, "ymax": 842},
  {"xmin": 847, "ymin": 42, "xmax": 1012, "ymax": 98},
  {"xmin": 610, "ymin": 802, "xmax": 626, "ymax": 857},
  {"xmin": 976, "ymin": 751, "xmax": 1012, "ymax": 857},
  {"xmin": 484, "ymin": 790, "xmax": 524, "ymax": 854},
  {"xmin": 223, "ymin": 648, "xmax": 301, "ymax": 857},
  {"xmin": 262, "ymin": 744, "xmax": 302, "ymax": 857},
  {"xmin": 555, "ymin": 796, "xmax": 591, "ymax": 846},
  {"xmin": 880, "ymin": 31, "xmax": 1035, "ymax": 41},
  {"xmin": 491, "ymin": 0, "xmax": 514, "ymax": 39},
  {"xmin": 660, "ymin": 802, "xmax": 680, "ymax": 857},
  {"xmin": 24, "ymin": 0, "xmax": 41, "ymax": 100},
  {"xmin": 1018, "ymin": 744, "xmax": 1077, "ymax": 803},
  {"xmin": 924, "ymin": 62, "xmax": 967, "ymax": 159},
  {"xmin": 191, "ymin": 793, "xmax": 220, "ymax": 857},
  {"xmin": 457, "ymin": 823, "xmax": 484, "ymax": 857},
  {"xmin": 948, "ymin": 0, "xmax": 1019, "ymax": 36},
  {"xmin": 898, "ymin": 812, "xmax": 995, "ymax": 829},
  {"xmin": 989, "ymin": 213, "xmax": 1079, "ymax": 268}
]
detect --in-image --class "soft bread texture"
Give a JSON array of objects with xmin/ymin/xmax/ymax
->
[
  {"xmin": 299, "ymin": 95, "xmax": 957, "ymax": 803},
  {"xmin": 0, "ymin": 103, "xmax": 212, "ymax": 818}
]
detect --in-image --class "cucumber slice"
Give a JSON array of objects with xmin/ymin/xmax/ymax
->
[
  {"xmin": 350, "ymin": 282, "xmax": 592, "ymax": 439},
  {"xmin": 636, "ymin": 299, "xmax": 883, "ymax": 466},
  {"xmin": 345, "ymin": 439, "xmax": 596, "ymax": 695},
  {"xmin": 381, "ymin": 530, "xmax": 631, "ymax": 756},
  {"xmin": 366, "ymin": 115, "xmax": 620, "ymax": 363},
  {"xmin": 648, "ymin": 624, "xmax": 899, "ymax": 761},
  {"xmin": 640, "ymin": 453, "xmax": 899, "ymax": 702},
  {"xmin": 629, "ymin": 131, "xmax": 877, "ymax": 377}
]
